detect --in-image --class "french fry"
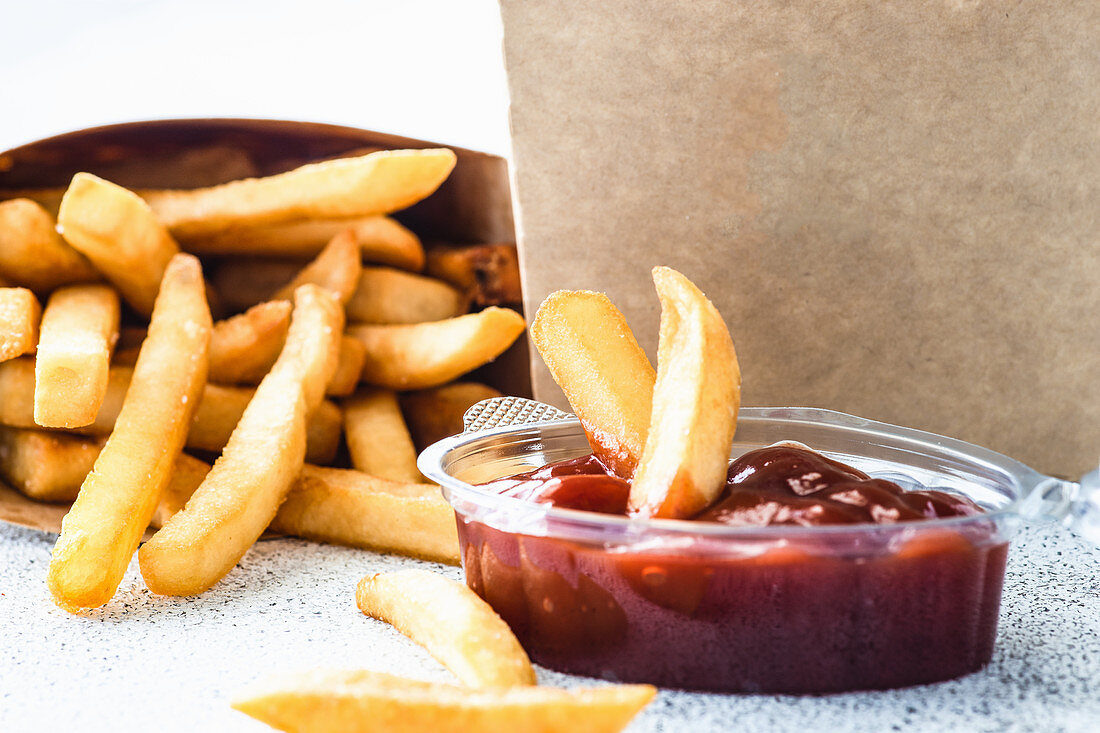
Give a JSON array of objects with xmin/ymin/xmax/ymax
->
[
  {"xmin": 351, "ymin": 307, "xmax": 524, "ymax": 390},
  {"xmin": 400, "ymin": 382, "xmax": 504, "ymax": 451},
  {"xmin": 186, "ymin": 383, "xmax": 343, "ymax": 464},
  {"xmin": 179, "ymin": 215, "xmax": 424, "ymax": 270},
  {"xmin": 531, "ymin": 291, "xmax": 655, "ymax": 479},
  {"xmin": 0, "ymin": 359, "xmax": 339, "ymax": 462},
  {"xmin": 143, "ymin": 148, "xmax": 457, "ymax": 238},
  {"xmin": 357, "ymin": 569, "xmax": 535, "ymax": 688},
  {"xmin": 346, "ymin": 267, "xmax": 467, "ymax": 324},
  {"xmin": 232, "ymin": 670, "xmax": 655, "ymax": 733},
  {"xmin": 426, "ymin": 243, "xmax": 523, "ymax": 307},
  {"xmin": 0, "ymin": 426, "xmax": 209, "ymax": 510},
  {"xmin": 343, "ymin": 389, "xmax": 423, "ymax": 483},
  {"xmin": 0, "ymin": 198, "xmax": 99, "ymax": 292},
  {"xmin": 0, "ymin": 288, "xmax": 41, "ymax": 362},
  {"xmin": 119, "ymin": 317, "xmax": 359, "ymax": 400},
  {"xmin": 206, "ymin": 300, "xmax": 292, "ymax": 384},
  {"xmin": 327, "ymin": 336, "xmax": 366, "ymax": 397},
  {"xmin": 0, "ymin": 188, "xmax": 66, "ymax": 217},
  {"xmin": 140, "ymin": 284, "xmax": 343, "ymax": 595},
  {"xmin": 268, "ymin": 465, "xmax": 459, "ymax": 564},
  {"xmin": 47, "ymin": 254, "xmax": 211, "ymax": 612},
  {"xmin": 629, "ymin": 268, "xmax": 741, "ymax": 519},
  {"xmin": 146, "ymin": 462, "xmax": 456, "ymax": 562},
  {"xmin": 0, "ymin": 427, "xmax": 105, "ymax": 502},
  {"xmin": 272, "ymin": 229, "xmax": 362, "ymax": 305},
  {"xmin": 57, "ymin": 173, "xmax": 180, "ymax": 316},
  {"xmin": 33, "ymin": 284, "xmax": 120, "ymax": 428}
]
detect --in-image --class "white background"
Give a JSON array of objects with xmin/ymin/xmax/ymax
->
[{"xmin": 0, "ymin": 0, "xmax": 511, "ymax": 156}]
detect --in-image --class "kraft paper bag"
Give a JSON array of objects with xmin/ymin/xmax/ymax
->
[{"xmin": 501, "ymin": 1, "xmax": 1100, "ymax": 477}]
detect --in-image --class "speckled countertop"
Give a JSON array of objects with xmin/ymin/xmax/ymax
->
[{"xmin": 2, "ymin": 521, "xmax": 1098, "ymax": 732}]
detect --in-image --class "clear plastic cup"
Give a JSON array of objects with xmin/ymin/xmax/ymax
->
[{"xmin": 419, "ymin": 399, "xmax": 1099, "ymax": 693}]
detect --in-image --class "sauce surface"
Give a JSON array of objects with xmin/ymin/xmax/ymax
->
[{"xmin": 479, "ymin": 445, "xmax": 982, "ymax": 525}]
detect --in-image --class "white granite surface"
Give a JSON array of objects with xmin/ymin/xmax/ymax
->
[{"xmin": 1, "ymin": 520, "xmax": 1098, "ymax": 732}]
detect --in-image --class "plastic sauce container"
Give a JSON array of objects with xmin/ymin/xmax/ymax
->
[{"xmin": 419, "ymin": 398, "xmax": 1099, "ymax": 694}]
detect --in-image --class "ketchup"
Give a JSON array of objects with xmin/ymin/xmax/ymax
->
[
  {"xmin": 462, "ymin": 445, "xmax": 1005, "ymax": 693},
  {"xmin": 479, "ymin": 445, "xmax": 982, "ymax": 525}
]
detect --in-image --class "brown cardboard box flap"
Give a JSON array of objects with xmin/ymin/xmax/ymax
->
[{"xmin": 502, "ymin": 2, "xmax": 1100, "ymax": 477}]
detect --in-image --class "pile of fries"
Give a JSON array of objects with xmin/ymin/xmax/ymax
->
[{"xmin": 0, "ymin": 147, "xmax": 527, "ymax": 611}]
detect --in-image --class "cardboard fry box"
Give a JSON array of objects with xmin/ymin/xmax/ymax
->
[{"xmin": 501, "ymin": 1, "xmax": 1100, "ymax": 477}]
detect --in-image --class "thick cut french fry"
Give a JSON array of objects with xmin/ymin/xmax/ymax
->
[
  {"xmin": 179, "ymin": 215, "xmax": 424, "ymax": 270},
  {"xmin": 33, "ymin": 284, "xmax": 120, "ymax": 428},
  {"xmin": 531, "ymin": 291, "xmax": 655, "ymax": 479},
  {"xmin": 400, "ymin": 382, "xmax": 504, "ymax": 451},
  {"xmin": 347, "ymin": 267, "xmax": 467, "ymax": 324},
  {"xmin": 268, "ymin": 465, "xmax": 459, "ymax": 564},
  {"xmin": 140, "ymin": 284, "xmax": 343, "ymax": 595},
  {"xmin": 0, "ymin": 426, "xmax": 208, "ymax": 510},
  {"xmin": 0, "ymin": 199, "xmax": 99, "ymax": 292},
  {"xmin": 143, "ymin": 148, "xmax": 456, "ymax": 238},
  {"xmin": 0, "ymin": 427, "xmax": 105, "ymax": 502},
  {"xmin": 0, "ymin": 359, "xmax": 338, "ymax": 462},
  {"xmin": 47, "ymin": 254, "xmax": 210, "ymax": 612},
  {"xmin": 426, "ymin": 243, "xmax": 523, "ymax": 307},
  {"xmin": 0, "ymin": 288, "xmax": 41, "ymax": 362},
  {"xmin": 232, "ymin": 670, "xmax": 655, "ymax": 733},
  {"xmin": 343, "ymin": 389, "xmax": 423, "ymax": 483},
  {"xmin": 351, "ymin": 307, "xmax": 524, "ymax": 390},
  {"xmin": 147, "ymin": 462, "xmax": 455, "ymax": 562},
  {"xmin": 629, "ymin": 268, "xmax": 741, "ymax": 519},
  {"xmin": 272, "ymin": 229, "xmax": 362, "ymax": 305},
  {"xmin": 327, "ymin": 336, "xmax": 366, "ymax": 397},
  {"xmin": 207, "ymin": 300, "xmax": 292, "ymax": 384},
  {"xmin": 57, "ymin": 173, "xmax": 180, "ymax": 316},
  {"xmin": 357, "ymin": 570, "xmax": 536, "ymax": 688}
]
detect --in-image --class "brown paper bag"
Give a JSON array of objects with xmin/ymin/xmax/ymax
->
[{"xmin": 502, "ymin": 1, "xmax": 1100, "ymax": 476}]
